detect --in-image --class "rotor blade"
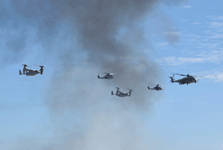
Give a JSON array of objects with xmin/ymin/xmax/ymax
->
[
  {"xmin": 34, "ymin": 64, "xmax": 45, "ymax": 68},
  {"xmin": 156, "ymin": 85, "xmax": 166, "ymax": 86},
  {"xmin": 127, "ymin": 88, "xmax": 133, "ymax": 91},
  {"xmin": 21, "ymin": 64, "xmax": 31, "ymax": 67},
  {"xmin": 148, "ymin": 84, "xmax": 165, "ymax": 86},
  {"xmin": 98, "ymin": 72, "xmax": 109, "ymax": 74},
  {"xmin": 98, "ymin": 72, "xmax": 116, "ymax": 75},
  {"xmin": 22, "ymin": 64, "xmax": 31, "ymax": 68},
  {"xmin": 193, "ymin": 76, "xmax": 203, "ymax": 78},
  {"xmin": 169, "ymin": 74, "xmax": 175, "ymax": 77},
  {"xmin": 174, "ymin": 73, "xmax": 187, "ymax": 76}
]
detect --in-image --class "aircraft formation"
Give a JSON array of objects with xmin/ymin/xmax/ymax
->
[
  {"xmin": 19, "ymin": 65, "xmax": 202, "ymax": 98},
  {"xmin": 98, "ymin": 72, "xmax": 202, "ymax": 97}
]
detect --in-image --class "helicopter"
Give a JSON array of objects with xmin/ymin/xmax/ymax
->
[
  {"xmin": 148, "ymin": 84, "xmax": 163, "ymax": 91},
  {"xmin": 111, "ymin": 87, "xmax": 133, "ymax": 97},
  {"xmin": 19, "ymin": 64, "xmax": 44, "ymax": 76},
  {"xmin": 169, "ymin": 73, "xmax": 200, "ymax": 85},
  {"xmin": 98, "ymin": 72, "xmax": 115, "ymax": 79}
]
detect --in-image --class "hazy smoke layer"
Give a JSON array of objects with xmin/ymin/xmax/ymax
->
[
  {"xmin": 44, "ymin": 0, "xmax": 165, "ymax": 111},
  {"xmin": 0, "ymin": 0, "xmax": 186, "ymax": 149}
]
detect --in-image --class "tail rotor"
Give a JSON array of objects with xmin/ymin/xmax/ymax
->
[{"xmin": 169, "ymin": 74, "xmax": 175, "ymax": 83}]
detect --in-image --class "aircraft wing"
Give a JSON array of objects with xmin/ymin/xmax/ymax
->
[{"xmin": 26, "ymin": 69, "xmax": 33, "ymax": 71}]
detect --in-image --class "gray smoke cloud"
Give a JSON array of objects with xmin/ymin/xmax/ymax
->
[{"xmin": 0, "ymin": 0, "xmax": 187, "ymax": 149}]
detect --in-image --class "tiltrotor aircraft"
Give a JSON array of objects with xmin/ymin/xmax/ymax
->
[
  {"xmin": 19, "ymin": 64, "xmax": 44, "ymax": 76},
  {"xmin": 148, "ymin": 84, "xmax": 163, "ymax": 91},
  {"xmin": 111, "ymin": 87, "xmax": 133, "ymax": 97},
  {"xmin": 98, "ymin": 72, "xmax": 114, "ymax": 79},
  {"xmin": 169, "ymin": 73, "xmax": 199, "ymax": 85}
]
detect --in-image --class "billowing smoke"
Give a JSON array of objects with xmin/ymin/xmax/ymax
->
[{"xmin": 1, "ymin": 0, "xmax": 186, "ymax": 149}]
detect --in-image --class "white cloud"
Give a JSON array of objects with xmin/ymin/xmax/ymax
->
[
  {"xmin": 178, "ymin": 57, "xmax": 204, "ymax": 63},
  {"xmin": 158, "ymin": 57, "xmax": 205, "ymax": 66},
  {"xmin": 192, "ymin": 22, "xmax": 200, "ymax": 25},
  {"xmin": 158, "ymin": 51, "xmax": 223, "ymax": 66},
  {"xmin": 186, "ymin": 34, "xmax": 201, "ymax": 39},
  {"xmin": 214, "ymin": 16, "xmax": 223, "ymax": 20},
  {"xmin": 210, "ymin": 22, "xmax": 223, "ymax": 28},
  {"xmin": 156, "ymin": 42, "xmax": 168, "ymax": 47},
  {"xmin": 205, "ymin": 73, "xmax": 223, "ymax": 82},
  {"xmin": 194, "ymin": 70, "xmax": 223, "ymax": 82},
  {"xmin": 210, "ymin": 34, "xmax": 223, "ymax": 39},
  {"xmin": 182, "ymin": 5, "xmax": 192, "ymax": 8},
  {"xmin": 206, "ymin": 15, "xmax": 223, "ymax": 21},
  {"xmin": 197, "ymin": 43, "xmax": 220, "ymax": 49},
  {"xmin": 163, "ymin": 32, "xmax": 181, "ymax": 35}
]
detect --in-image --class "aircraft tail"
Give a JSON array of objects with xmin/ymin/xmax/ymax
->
[
  {"xmin": 169, "ymin": 77, "xmax": 174, "ymax": 83},
  {"xmin": 19, "ymin": 70, "xmax": 22, "ymax": 75},
  {"xmin": 195, "ymin": 79, "xmax": 199, "ymax": 83},
  {"xmin": 129, "ymin": 90, "xmax": 132, "ymax": 96},
  {"xmin": 147, "ymin": 86, "xmax": 150, "ymax": 89},
  {"xmin": 40, "ymin": 67, "xmax": 44, "ymax": 75},
  {"xmin": 98, "ymin": 75, "xmax": 100, "ymax": 79},
  {"xmin": 111, "ymin": 91, "xmax": 113, "ymax": 95}
]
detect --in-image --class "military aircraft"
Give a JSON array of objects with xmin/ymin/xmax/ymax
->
[
  {"xmin": 98, "ymin": 72, "xmax": 115, "ymax": 79},
  {"xmin": 19, "ymin": 64, "xmax": 44, "ymax": 76},
  {"xmin": 111, "ymin": 87, "xmax": 133, "ymax": 97},
  {"xmin": 169, "ymin": 73, "xmax": 200, "ymax": 85},
  {"xmin": 148, "ymin": 84, "xmax": 163, "ymax": 91}
]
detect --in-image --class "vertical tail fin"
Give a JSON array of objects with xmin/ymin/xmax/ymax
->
[
  {"xmin": 98, "ymin": 75, "xmax": 100, "ymax": 79},
  {"xmin": 129, "ymin": 90, "xmax": 132, "ymax": 96},
  {"xmin": 111, "ymin": 91, "xmax": 113, "ymax": 95},
  {"xmin": 19, "ymin": 70, "xmax": 22, "ymax": 75},
  {"xmin": 40, "ymin": 67, "xmax": 44, "ymax": 74},
  {"xmin": 169, "ymin": 77, "xmax": 174, "ymax": 83}
]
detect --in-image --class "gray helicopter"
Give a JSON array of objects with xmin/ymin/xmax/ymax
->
[
  {"xmin": 98, "ymin": 72, "xmax": 115, "ymax": 79},
  {"xmin": 148, "ymin": 84, "xmax": 163, "ymax": 91},
  {"xmin": 169, "ymin": 73, "xmax": 199, "ymax": 85},
  {"xmin": 19, "ymin": 64, "xmax": 44, "ymax": 76},
  {"xmin": 111, "ymin": 87, "xmax": 133, "ymax": 97}
]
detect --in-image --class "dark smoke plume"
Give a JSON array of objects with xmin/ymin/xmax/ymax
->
[{"xmin": 0, "ymin": 0, "xmax": 187, "ymax": 149}]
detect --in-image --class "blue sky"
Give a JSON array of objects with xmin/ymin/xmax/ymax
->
[
  {"xmin": 0, "ymin": 0, "xmax": 223, "ymax": 150},
  {"xmin": 145, "ymin": 0, "xmax": 223, "ymax": 149}
]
